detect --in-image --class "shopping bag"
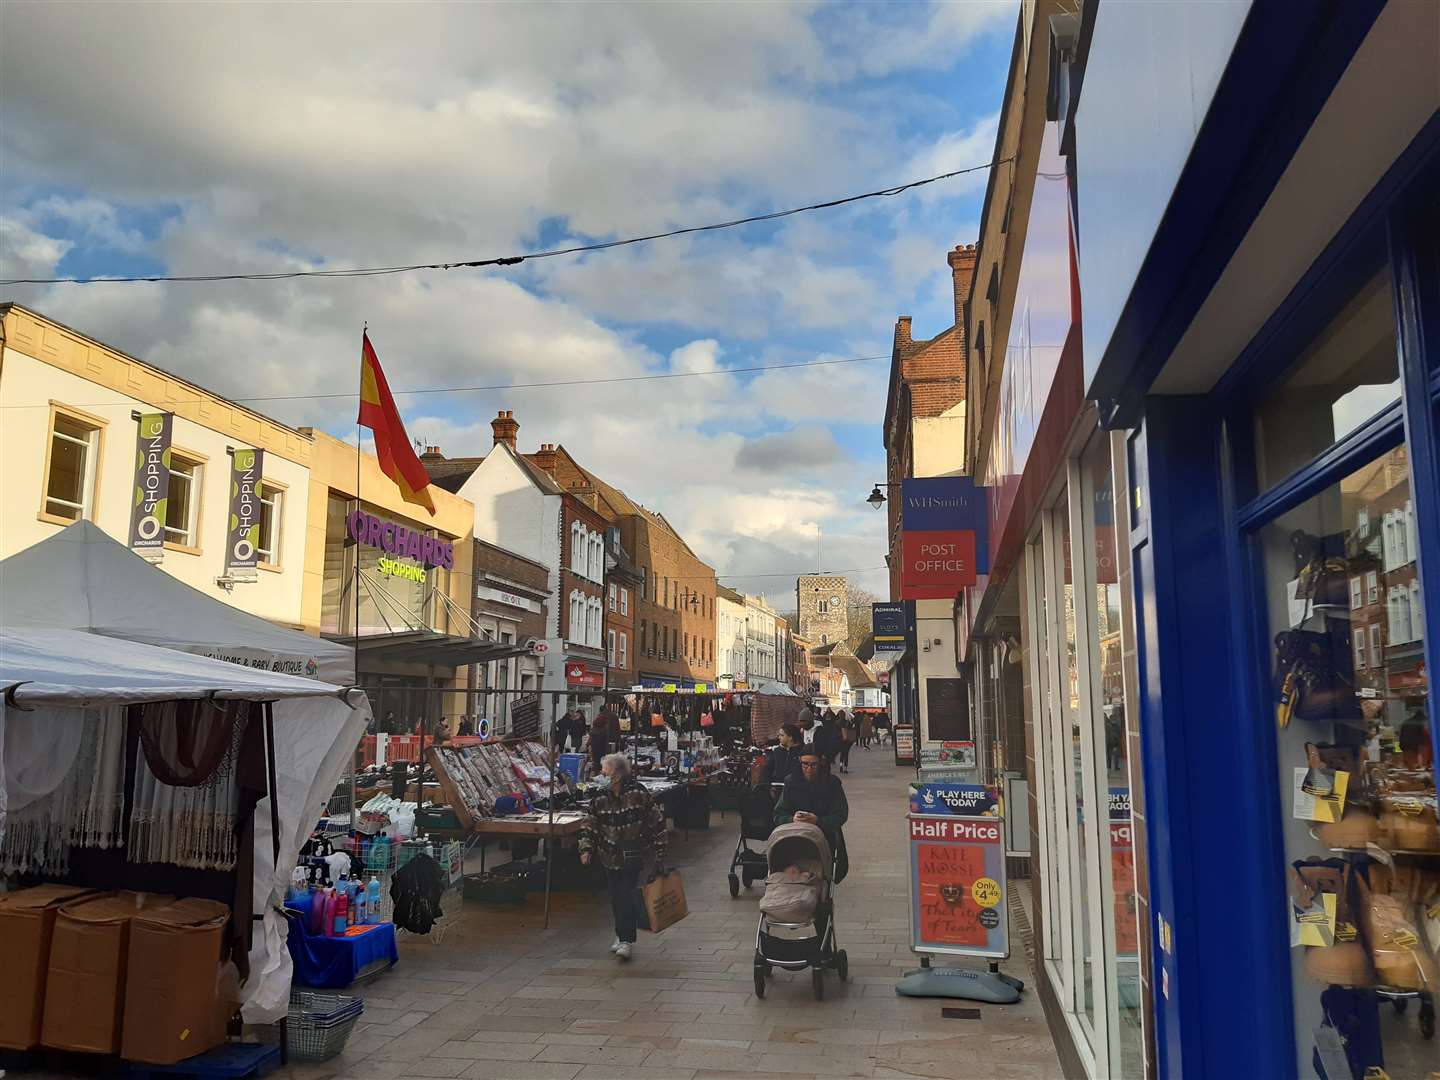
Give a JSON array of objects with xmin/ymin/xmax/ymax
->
[{"xmin": 640, "ymin": 869, "xmax": 688, "ymax": 933}]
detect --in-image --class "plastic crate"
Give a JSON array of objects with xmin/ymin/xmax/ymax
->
[{"xmin": 287, "ymin": 991, "xmax": 364, "ymax": 1062}]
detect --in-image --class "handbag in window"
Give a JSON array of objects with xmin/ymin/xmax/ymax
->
[
  {"xmin": 1292, "ymin": 530, "xmax": 1350, "ymax": 609},
  {"xmin": 1275, "ymin": 628, "xmax": 1355, "ymax": 727}
]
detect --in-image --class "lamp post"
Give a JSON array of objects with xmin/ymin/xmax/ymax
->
[{"xmin": 866, "ymin": 482, "xmax": 899, "ymax": 509}]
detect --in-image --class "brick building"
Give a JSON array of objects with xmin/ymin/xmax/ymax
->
[
  {"xmin": 470, "ymin": 538, "xmax": 549, "ymax": 727},
  {"xmin": 423, "ymin": 412, "xmax": 716, "ymax": 689},
  {"xmin": 604, "ymin": 529, "xmax": 641, "ymax": 688},
  {"xmin": 797, "ymin": 574, "xmax": 848, "ymax": 647},
  {"xmin": 883, "ymin": 244, "xmax": 976, "ymax": 596}
]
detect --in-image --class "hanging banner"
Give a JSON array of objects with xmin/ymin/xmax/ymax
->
[
  {"xmin": 909, "ymin": 814, "xmax": 1009, "ymax": 958},
  {"xmin": 872, "ymin": 601, "xmax": 908, "ymax": 654},
  {"xmin": 900, "ymin": 530, "xmax": 977, "ymax": 599},
  {"xmin": 900, "ymin": 477, "xmax": 989, "ymax": 573},
  {"xmin": 128, "ymin": 412, "xmax": 173, "ymax": 561},
  {"xmin": 225, "ymin": 448, "xmax": 264, "ymax": 582}
]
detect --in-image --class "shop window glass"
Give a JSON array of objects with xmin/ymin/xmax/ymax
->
[
  {"xmin": 320, "ymin": 497, "xmax": 439, "ymax": 636},
  {"xmin": 45, "ymin": 410, "xmax": 100, "ymax": 522},
  {"xmin": 1031, "ymin": 535, "xmax": 1066, "ymax": 973},
  {"xmin": 164, "ymin": 454, "xmax": 202, "ymax": 548},
  {"xmin": 1060, "ymin": 510, "xmax": 1098, "ymax": 1032},
  {"xmin": 257, "ymin": 484, "xmax": 282, "ymax": 565},
  {"xmin": 1083, "ymin": 434, "xmax": 1143, "ymax": 1076},
  {"xmin": 1259, "ymin": 445, "xmax": 1432, "ymax": 1078},
  {"xmin": 1254, "ymin": 267, "xmax": 1399, "ymax": 490}
]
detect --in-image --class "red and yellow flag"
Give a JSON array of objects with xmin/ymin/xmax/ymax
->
[{"xmin": 358, "ymin": 332, "xmax": 435, "ymax": 515}]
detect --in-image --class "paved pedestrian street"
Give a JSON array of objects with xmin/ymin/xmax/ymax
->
[{"xmin": 282, "ymin": 747, "xmax": 1062, "ymax": 1080}]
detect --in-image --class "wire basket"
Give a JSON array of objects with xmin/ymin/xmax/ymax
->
[{"xmin": 287, "ymin": 990, "xmax": 364, "ymax": 1062}]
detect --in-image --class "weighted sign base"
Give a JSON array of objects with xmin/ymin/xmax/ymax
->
[{"xmin": 894, "ymin": 966, "xmax": 1023, "ymax": 1004}]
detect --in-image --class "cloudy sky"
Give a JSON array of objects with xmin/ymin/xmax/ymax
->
[{"xmin": 0, "ymin": 0, "xmax": 1012, "ymax": 607}]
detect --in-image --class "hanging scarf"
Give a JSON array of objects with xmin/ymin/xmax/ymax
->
[{"xmin": 128, "ymin": 700, "xmax": 250, "ymax": 870}]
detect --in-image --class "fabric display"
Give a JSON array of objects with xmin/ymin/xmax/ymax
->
[
  {"xmin": 128, "ymin": 700, "xmax": 253, "ymax": 870},
  {"xmin": 1, "ymin": 707, "xmax": 126, "ymax": 876},
  {"xmin": 431, "ymin": 740, "xmax": 550, "ymax": 822}
]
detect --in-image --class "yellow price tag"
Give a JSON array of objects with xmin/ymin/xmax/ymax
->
[{"xmin": 972, "ymin": 877, "xmax": 1002, "ymax": 908}]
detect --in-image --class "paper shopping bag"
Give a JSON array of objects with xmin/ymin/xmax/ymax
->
[{"xmin": 640, "ymin": 870, "xmax": 688, "ymax": 933}]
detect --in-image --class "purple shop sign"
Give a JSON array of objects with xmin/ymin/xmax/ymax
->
[{"xmin": 346, "ymin": 509, "xmax": 454, "ymax": 569}]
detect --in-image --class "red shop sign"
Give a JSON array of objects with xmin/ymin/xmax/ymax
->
[
  {"xmin": 900, "ymin": 530, "xmax": 977, "ymax": 600},
  {"xmin": 566, "ymin": 662, "xmax": 604, "ymax": 687}
]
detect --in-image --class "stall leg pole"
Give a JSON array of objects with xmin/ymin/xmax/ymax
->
[
  {"xmin": 264, "ymin": 703, "xmax": 288, "ymax": 1066},
  {"xmin": 543, "ymin": 696, "xmax": 556, "ymax": 931}
]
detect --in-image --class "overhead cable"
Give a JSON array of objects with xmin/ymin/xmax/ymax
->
[{"xmin": 2, "ymin": 157, "xmax": 1011, "ymax": 287}]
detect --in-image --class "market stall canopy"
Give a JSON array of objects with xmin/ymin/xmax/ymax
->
[
  {"xmin": 752, "ymin": 680, "xmax": 799, "ymax": 696},
  {"xmin": 0, "ymin": 522, "xmax": 354, "ymax": 683},
  {"xmin": 0, "ymin": 625, "xmax": 369, "ymax": 1026}
]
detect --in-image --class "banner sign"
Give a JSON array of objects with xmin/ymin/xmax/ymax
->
[
  {"xmin": 900, "ymin": 477, "xmax": 989, "ymax": 572},
  {"xmin": 128, "ymin": 412, "xmax": 173, "ymax": 561},
  {"xmin": 910, "ymin": 783, "xmax": 998, "ymax": 817},
  {"xmin": 900, "ymin": 530, "xmax": 977, "ymax": 599},
  {"xmin": 871, "ymin": 601, "xmax": 907, "ymax": 654},
  {"xmin": 346, "ymin": 509, "xmax": 454, "ymax": 569},
  {"xmin": 510, "ymin": 693, "xmax": 541, "ymax": 738},
  {"xmin": 225, "ymin": 448, "xmax": 264, "ymax": 582},
  {"xmin": 919, "ymin": 741, "xmax": 977, "ymax": 769},
  {"xmin": 909, "ymin": 814, "xmax": 1009, "ymax": 958}
]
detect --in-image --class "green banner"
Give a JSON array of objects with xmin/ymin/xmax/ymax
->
[
  {"xmin": 128, "ymin": 412, "xmax": 172, "ymax": 560},
  {"xmin": 225, "ymin": 447, "xmax": 264, "ymax": 580}
]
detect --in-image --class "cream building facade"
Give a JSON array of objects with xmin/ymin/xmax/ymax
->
[{"xmin": 0, "ymin": 304, "xmax": 311, "ymax": 628}]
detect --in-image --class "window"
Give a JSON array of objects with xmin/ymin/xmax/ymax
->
[
  {"xmin": 1350, "ymin": 577, "xmax": 1363, "ymax": 610},
  {"xmin": 817, "ymin": 599, "xmax": 829, "ymax": 615},
  {"xmin": 608, "ymin": 583, "xmax": 617, "ymax": 611},
  {"xmin": 607, "ymin": 628, "xmax": 617, "ymax": 666},
  {"xmin": 639, "ymin": 568, "xmax": 647, "ymax": 599},
  {"xmin": 1370, "ymin": 623, "xmax": 1383, "ymax": 669},
  {"xmin": 164, "ymin": 451, "xmax": 204, "ymax": 549},
  {"xmin": 569, "ymin": 592, "xmax": 583, "ymax": 641},
  {"xmin": 1366, "ymin": 570, "xmax": 1379, "ymax": 604},
  {"xmin": 1354, "ymin": 628, "xmax": 1368, "ymax": 670},
  {"xmin": 570, "ymin": 523, "xmax": 584, "ymax": 573},
  {"xmin": 43, "ymin": 406, "xmax": 104, "ymax": 523},
  {"xmin": 619, "ymin": 632, "xmax": 627, "ymax": 669},
  {"xmin": 640, "ymin": 619, "xmax": 647, "ymax": 654},
  {"xmin": 257, "ymin": 483, "xmax": 283, "ymax": 566},
  {"xmin": 683, "ymin": 632, "xmax": 689, "ymax": 657},
  {"xmin": 620, "ymin": 587, "xmax": 628, "ymax": 616}
]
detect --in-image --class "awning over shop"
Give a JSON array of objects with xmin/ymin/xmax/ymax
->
[{"xmin": 328, "ymin": 630, "xmax": 530, "ymax": 668}]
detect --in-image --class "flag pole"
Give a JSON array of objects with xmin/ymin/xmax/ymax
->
[{"xmin": 351, "ymin": 323, "xmax": 366, "ymax": 838}]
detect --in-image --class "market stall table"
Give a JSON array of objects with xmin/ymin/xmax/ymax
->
[{"xmin": 282, "ymin": 894, "xmax": 398, "ymax": 989}]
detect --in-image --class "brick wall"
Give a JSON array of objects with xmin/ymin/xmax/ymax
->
[
  {"xmin": 625, "ymin": 515, "xmax": 716, "ymax": 682},
  {"xmin": 470, "ymin": 539, "xmax": 549, "ymax": 645}
]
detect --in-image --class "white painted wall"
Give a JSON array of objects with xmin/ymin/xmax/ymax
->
[
  {"xmin": 915, "ymin": 600, "xmax": 960, "ymax": 745},
  {"xmin": 912, "ymin": 408, "xmax": 966, "ymax": 478},
  {"xmin": 716, "ymin": 593, "xmax": 747, "ymax": 682},
  {"xmin": 1076, "ymin": 0, "xmax": 1251, "ymax": 388},
  {"xmin": 0, "ymin": 348, "xmax": 310, "ymax": 627}
]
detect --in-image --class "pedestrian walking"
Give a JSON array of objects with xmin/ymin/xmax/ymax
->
[
  {"xmin": 835, "ymin": 709, "xmax": 857, "ymax": 773},
  {"xmin": 761, "ymin": 723, "xmax": 803, "ymax": 787},
  {"xmin": 579, "ymin": 754, "xmax": 667, "ymax": 961},
  {"xmin": 584, "ymin": 710, "xmax": 623, "ymax": 776},
  {"xmin": 875, "ymin": 711, "xmax": 891, "ymax": 745},
  {"xmin": 773, "ymin": 749, "xmax": 849, "ymax": 883},
  {"xmin": 859, "ymin": 712, "xmax": 873, "ymax": 749},
  {"xmin": 811, "ymin": 709, "xmax": 841, "ymax": 768}
]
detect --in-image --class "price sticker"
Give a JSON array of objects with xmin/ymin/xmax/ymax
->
[{"xmin": 972, "ymin": 877, "xmax": 1001, "ymax": 908}]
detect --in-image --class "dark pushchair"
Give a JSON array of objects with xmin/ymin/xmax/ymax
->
[
  {"xmin": 727, "ymin": 785, "xmax": 776, "ymax": 897},
  {"xmin": 753, "ymin": 822, "xmax": 848, "ymax": 1000}
]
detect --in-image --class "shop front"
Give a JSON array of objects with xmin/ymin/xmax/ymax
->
[
  {"xmin": 1055, "ymin": 4, "xmax": 1439, "ymax": 1078},
  {"xmin": 304, "ymin": 431, "xmax": 500, "ymax": 737}
]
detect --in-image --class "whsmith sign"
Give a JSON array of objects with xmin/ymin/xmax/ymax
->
[{"xmin": 898, "ymin": 477, "xmax": 989, "ymax": 601}]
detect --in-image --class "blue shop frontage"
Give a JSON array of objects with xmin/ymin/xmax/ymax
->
[{"xmin": 961, "ymin": 4, "xmax": 1438, "ymax": 1079}]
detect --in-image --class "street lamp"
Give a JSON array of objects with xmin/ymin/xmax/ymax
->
[{"xmin": 866, "ymin": 483, "xmax": 898, "ymax": 510}]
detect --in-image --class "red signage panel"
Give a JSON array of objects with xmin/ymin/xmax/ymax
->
[
  {"xmin": 900, "ymin": 529, "xmax": 977, "ymax": 600},
  {"xmin": 565, "ymin": 661, "xmax": 604, "ymax": 687}
]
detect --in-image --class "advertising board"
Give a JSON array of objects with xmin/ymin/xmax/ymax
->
[{"xmin": 909, "ymin": 814, "xmax": 1009, "ymax": 958}]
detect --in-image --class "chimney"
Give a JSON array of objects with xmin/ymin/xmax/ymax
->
[
  {"xmin": 419, "ymin": 445, "xmax": 444, "ymax": 462},
  {"xmin": 894, "ymin": 315, "xmax": 913, "ymax": 351},
  {"xmin": 533, "ymin": 443, "xmax": 557, "ymax": 476},
  {"xmin": 947, "ymin": 243, "xmax": 978, "ymax": 331},
  {"xmin": 491, "ymin": 409, "xmax": 518, "ymax": 450}
]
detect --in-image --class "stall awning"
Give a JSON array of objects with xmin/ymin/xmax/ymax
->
[{"xmin": 328, "ymin": 630, "xmax": 530, "ymax": 667}]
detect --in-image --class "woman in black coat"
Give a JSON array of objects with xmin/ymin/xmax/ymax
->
[{"xmin": 761, "ymin": 723, "xmax": 803, "ymax": 787}]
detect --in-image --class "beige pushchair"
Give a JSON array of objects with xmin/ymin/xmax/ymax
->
[{"xmin": 754, "ymin": 821, "xmax": 848, "ymax": 999}]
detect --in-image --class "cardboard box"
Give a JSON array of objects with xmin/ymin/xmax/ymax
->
[
  {"xmin": 121, "ymin": 898, "xmax": 232, "ymax": 1064},
  {"xmin": 41, "ymin": 891, "xmax": 174, "ymax": 1054},
  {"xmin": 0, "ymin": 885, "xmax": 99, "ymax": 1050}
]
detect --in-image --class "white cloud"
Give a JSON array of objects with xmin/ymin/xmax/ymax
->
[{"xmin": 0, "ymin": 217, "xmax": 73, "ymax": 279}]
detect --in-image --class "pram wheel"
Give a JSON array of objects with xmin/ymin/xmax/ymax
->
[
  {"xmin": 812, "ymin": 968, "xmax": 825, "ymax": 1000},
  {"xmin": 728, "ymin": 873, "xmax": 740, "ymax": 898},
  {"xmin": 836, "ymin": 949, "xmax": 849, "ymax": 982},
  {"xmin": 754, "ymin": 960, "xmax": 767, "ymax": 999}
]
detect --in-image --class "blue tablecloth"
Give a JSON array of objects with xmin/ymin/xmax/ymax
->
[{"xmin": 284, "ymin": 894, "xmax": 398, "ymax": 989}]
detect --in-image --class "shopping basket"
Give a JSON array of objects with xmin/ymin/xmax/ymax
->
[{"xmin": 287, "ymin": 990, "xmax": 365, "ymax": 1061}]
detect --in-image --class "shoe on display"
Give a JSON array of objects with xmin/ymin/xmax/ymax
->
[{"xmin": 615, "ymin": 942, "xmax": 632, "ymax": 961}]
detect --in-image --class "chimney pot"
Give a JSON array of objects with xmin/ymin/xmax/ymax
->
[{"xmin": 491, "ymin": 409, "xmax": 519, "ymax": 450}]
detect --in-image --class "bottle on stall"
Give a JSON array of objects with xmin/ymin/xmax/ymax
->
[
  {"xmin": 318, "ymin": 889, "xmax": 335, "ymax": 937},
  {"xmin": 332, "ymin": 890, "xmax": 349, "ymax": 935},
  {"xmin": 347, "ymin": 878, "xmax": 359, "ymax": 926},
  {"xmin": 354, "ymin": 882, "xmax": 367, "ymax": 925},
  {"xmin": 307, "ymin": 888, "xmax": 325, "ymax": 935},
  {"xmin": 367, "ymin": 875, "xmax": 383, "ymax": 924}
]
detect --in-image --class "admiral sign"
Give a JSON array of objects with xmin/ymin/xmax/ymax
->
[{"xmin": 871, "ymin": 601, "xmax": 907, "ymax": 655}]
